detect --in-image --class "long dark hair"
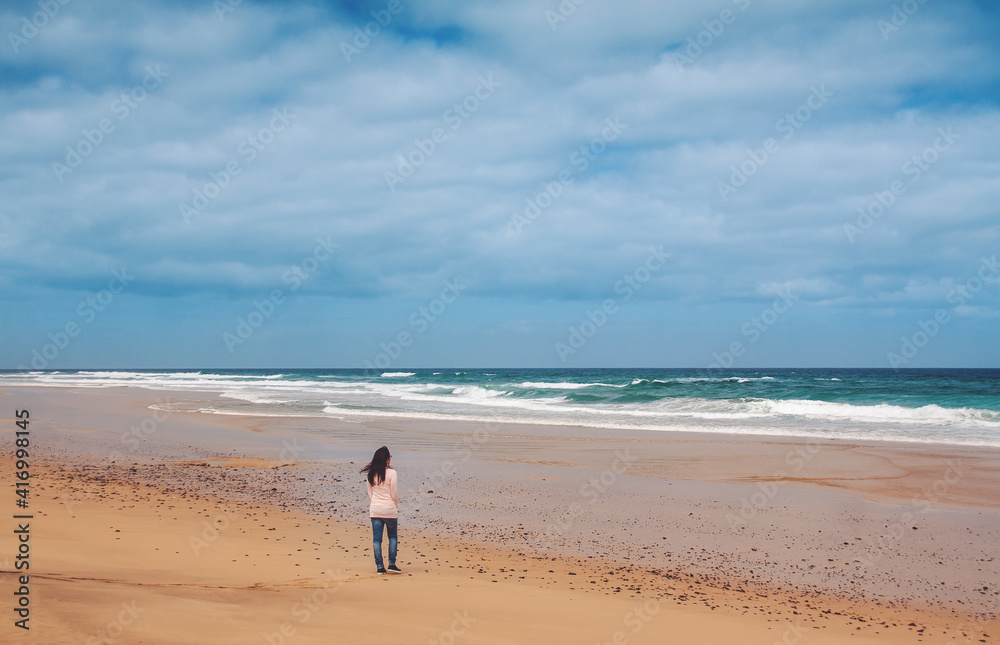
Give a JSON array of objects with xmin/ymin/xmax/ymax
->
[{"xmin": 361, "ymin": 446, "xmax": 391, "ymax": 485}]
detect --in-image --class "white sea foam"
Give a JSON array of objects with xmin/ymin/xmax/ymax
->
[
  {"xmin": 380, "ymin": 372, "xmax": 415, "ymax": 378},
  {"xmin": 4, "ymin": 370, "xmax": 998, "ymax": 447},
  {"xmin": 752, "ymin": 399, "xmax": 999, "ymax": 425},
  {"xmin": 645, "ymin": 377, "xmax": 763, "ymax": 384},
  {"xmin": 219, "ymin": 390, "xmax": 293, "ymax": 405},
  {"xmin": 452, "ymin": 385, "xmax": 504, "ymax": 398},
  {"xmin": 518, "ymin": 381, "xmax": 625, "ymax": 389},
  {"xmin": 317, "ymin": 404, "xmax": 1000, "ymax": 448}
]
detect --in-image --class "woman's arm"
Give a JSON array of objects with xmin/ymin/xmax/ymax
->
[{"xmin": 390, "ymin": 470, "xmax": 399, "ymax": 508}]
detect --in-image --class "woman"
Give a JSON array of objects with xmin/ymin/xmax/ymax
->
[{"xmin": 360, "ymin": 446, "xmax": 400, "ymax": 574}]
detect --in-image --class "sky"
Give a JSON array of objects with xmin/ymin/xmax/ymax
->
[{"xmin": 1, "ymin": 0, "xmax": 998, "ymax": 369}]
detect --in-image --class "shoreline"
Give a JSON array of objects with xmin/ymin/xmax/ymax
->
[
  {"xmin": 9, "ymin": 381, "xmax": 1000, "ymax": 451},
  {"xmin": 3, "ymin": 385, "xmax": 999, "ymax": 642},
  {"xmin": 4, "ymin": 368, "xmax": 998, "ymax": 450},
  {"xmin": 15, "ymin": 384, "xmax": 1000, "ymax": 508}
]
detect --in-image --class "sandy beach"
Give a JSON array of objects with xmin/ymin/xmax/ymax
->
[
  {"xmin": 7, "ymin": 0, "xmax": 999, "ymax": 642},
  {"xmin": 3, "ymin": 385, "xmax": 999, "ymax": 644}
]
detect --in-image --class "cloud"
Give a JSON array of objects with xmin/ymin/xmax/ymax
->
[{"xmin": 1, "ymin": 0, "xmax": 998, "ymax": 366}]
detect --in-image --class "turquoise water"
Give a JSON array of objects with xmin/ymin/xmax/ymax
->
[{"xmin": 3, "ymin": 368, "xmax": 999, "ymax": 447}]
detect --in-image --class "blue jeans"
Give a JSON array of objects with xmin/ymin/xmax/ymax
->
[{"xmin": 371, "ymin": 517, "xmax": 397, "ymax": 569}]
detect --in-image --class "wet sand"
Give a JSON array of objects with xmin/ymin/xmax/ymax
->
[{"xmin": 2, "ymin": 386, "xmax": 998, "ymax": 643}]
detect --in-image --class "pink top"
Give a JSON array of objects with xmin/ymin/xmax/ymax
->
[{"xmin": 366, "ymin": 467, "xmax": 398, "ymax": 518}]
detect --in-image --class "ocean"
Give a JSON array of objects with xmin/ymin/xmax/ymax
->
[{"xmin": 2, "ymin": 368, "xmax": 999, "ymax": 448}]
